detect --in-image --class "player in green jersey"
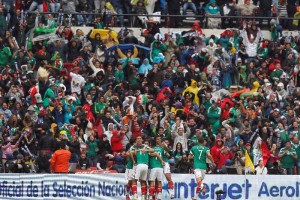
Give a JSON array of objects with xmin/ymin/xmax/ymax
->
[
  {"xmin": 131, "ymin": 136, "xmax": 154, "ymax": 200},
  {"xmin": 149, "ymin": 136, "xmax": 165, "ymax": 200},
  {"xmin": 189, "ymin": 137, "xmax": 215, "ymax": 200}
]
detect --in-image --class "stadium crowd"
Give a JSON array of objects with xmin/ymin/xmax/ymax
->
[{"xmin": 0, "ymin": 0, "xmax": 299, "ymax": 178}]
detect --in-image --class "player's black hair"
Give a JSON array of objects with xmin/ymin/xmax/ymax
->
[{"xmin": 198, "ymin": 137, "xmax": 204, "ymax": 144}]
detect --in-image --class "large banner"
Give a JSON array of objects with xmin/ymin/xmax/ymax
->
[{"xmin": 0, "ymin": 174, "xmax": 299, "ymax": 199}]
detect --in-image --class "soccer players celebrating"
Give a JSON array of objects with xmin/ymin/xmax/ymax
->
[
  {"xmin": 189, "ymin": 137, "xmax": 215, "ymax": 200},
  {"xmin": 131, "ymin": 136, "xmax": 154, "ymax": 200}
]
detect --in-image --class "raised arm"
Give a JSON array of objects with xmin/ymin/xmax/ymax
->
[
  {"xmin": 254, "ymin": 28, "xmax": 262, "ymax": 44},
  {"xmin": 117, "ymin": 47, "xmax": 126, "ymax": 58},
  {"xmin": 242, "ymin": 29, "xmax": 249, "ymax": 45},
  {"xmin": 132, "ymin": 46, "xmax": 138, "ymax": 58}
]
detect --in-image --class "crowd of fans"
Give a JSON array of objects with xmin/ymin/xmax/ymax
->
[{"xmin": 0, "ymin": 0, "xmax": 299, "ymax": 175}]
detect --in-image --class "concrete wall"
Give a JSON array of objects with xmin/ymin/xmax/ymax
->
[{"xmin": 70, "ymin": 26, "xmax": 300, "ymax": 42}]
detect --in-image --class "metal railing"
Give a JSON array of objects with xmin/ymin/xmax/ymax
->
[{"xmin": 28, "ymin": 11, "xmax": 300, "ymax": 29}]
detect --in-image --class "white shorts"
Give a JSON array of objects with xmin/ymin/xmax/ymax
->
[
  {"xmin": 147, "ymin": 169, "xmax": 151, "ymax": 180},
  {"xmin": 125, "ymin": 168, "xmax": 134, "ymax": 181},
  {"xmin": 194, "ymin": 169, "xmax": 206, "ymax": 180},
  {"xmin": 163, "ymin": 162, "xmax": 171, "ymax": 174},
  {"xmin": 135, "ymin": 164, "xmax": 148, "ymax": 181},
  {"xmin": 149, "ymin": 168, "xmax": 164, "ymax": 181}
]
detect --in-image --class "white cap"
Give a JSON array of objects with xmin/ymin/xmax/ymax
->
[{"xmin": 266, "ymin": 83, "xmax": 272, "ymax": 87}]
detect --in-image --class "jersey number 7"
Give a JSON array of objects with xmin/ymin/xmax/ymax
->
[{"xmin": 198, "ymin": 149, "xmax": 203, "ymax": 160}]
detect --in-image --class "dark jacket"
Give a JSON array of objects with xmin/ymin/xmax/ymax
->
[{"xmin": 38, "ymin": 134, "xmax": 56, "ymax": 151}]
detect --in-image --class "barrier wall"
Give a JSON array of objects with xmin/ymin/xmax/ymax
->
[
  {"xmin": 69, "ymin": 26, "xmax": 300, "ymax": 41},
  {"xmin": 0, "ymin": 174, "xmax": 299, "ymax": 200}
]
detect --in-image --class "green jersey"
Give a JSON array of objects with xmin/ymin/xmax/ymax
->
[
  {"xmin": 162, "ymin": 146, "xmax": 172, "ymax": 163},
  {"xmin": 189, "ymin": 144, "xmax": 209, "ymax": 170},
  {"xmin": 126, "ymin": 146, "xmax": 135, "ymax": 169},
  {"xmin": 150, "ymin": 146, "xmax": 164, "ymax": 169},
  {"xmin": 292, "ymin": 143, "xmax": 300, "ymax": 161},
  {"xmin": 135, "ymin": 144, "xmax": 151, "ymax": 165},
  {"xmin": 279, "ymin": 147, "xmax": 297, "ymax": 169}
]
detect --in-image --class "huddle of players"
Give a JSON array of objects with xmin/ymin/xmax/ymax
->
[{"xmin": 125, "ymin": 135, "xmax": 215, "ymax": 200}]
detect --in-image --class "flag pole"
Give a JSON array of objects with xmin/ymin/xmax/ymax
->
[{"xmin": 244, "ymin": 150, "xmax": 247, "ymax": 200}]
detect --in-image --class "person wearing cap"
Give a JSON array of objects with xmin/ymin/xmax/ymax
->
[
  {"xmin": 276, "ymin": 82, "xmax": 288, "ymax": 99},
  {"xmin": 269, "ymin": 107, "xmax": 281, "ymax": 122},
  {"xmin": 244, "ymin": 141, "xmax": 253, "ymax": 159},
  {"xmin": 50, "ymin": 142, "xmax": 71, "ymax": 173},
  {"xmin": 24, "ymin": 105, "xmax": 38, "ymax": 122}
]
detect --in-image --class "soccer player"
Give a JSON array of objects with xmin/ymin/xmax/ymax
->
[
  {"xmin": 161, "ymin": 138, "xmax": 175, "ymax": 199},
  {"xmin": 149, "ymin": 136, "xmax": 165, "ymax": 200},
  {"xmin": 189, "ymin": 137, "xmax": 215, "ymax": 200},
  {"xmin": 131, "ymin": 136, "xmax": 154, "ymax": 200},
  {"xmin": 125, "ymin": 144, "xmax": 136, "ymax": 200}
]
